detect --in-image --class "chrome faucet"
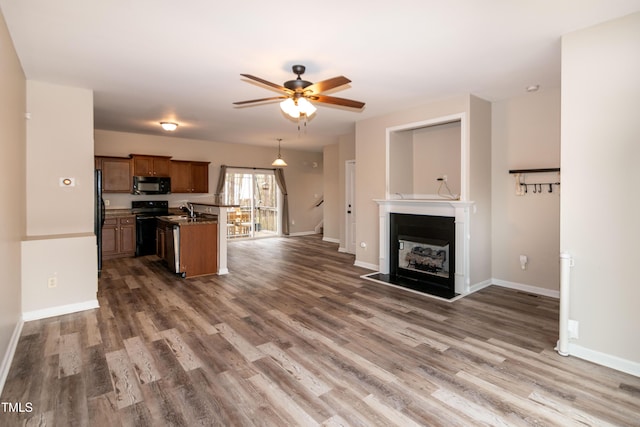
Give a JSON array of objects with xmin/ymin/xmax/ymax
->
[
  {"xmin": 183, "ymin": 202, "xmax": 195, "ymax": 218},
  {"xmin": 188, "ymin": 203, "xmax": 196, "ymax": 218}
]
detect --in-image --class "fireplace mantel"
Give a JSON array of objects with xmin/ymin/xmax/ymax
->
[
  {"xmin": 375, "ymin": 198, "xmax": 474, "ymax": 296},
  {"xmin": 375, "ymin": 198, "xmax": 474, "ymax": 211}
]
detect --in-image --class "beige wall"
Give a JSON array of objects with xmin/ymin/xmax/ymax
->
[
  {"xmin": 413, "ymin": 122, "xmax": 461, "ymax": 196},
  {"xmin": 94, "ymin": 130, "xmax": 324, "ymax": 235},
  {"xmin": 354, "ymin": 94, "xmax": 492, "ymax": 289},
  {"xmin": 338, "ymin": 133, "xmax": 355, "ymax": 251},
  {"xmin": 355, "ymin": 96, "xmax": 469, "ymax": 269},
  {"xmin": 322, "ymin": 144, "xmax": 339, "ymax": 242},
  {"xmin": 26, "ymin": 81, "xmax": 95, "ymax": 235},
  {"xmin": 491, "ymin": 88, "xmax": 560, "ymax": 293},
  {"xmin": 468, "ymin": 95, "xmax": 493, "ymax": 286},
  {"xmin": 22, "ymin": 81, "xmax": 98, "ymax": 318},
  {"xmin": 561, "ymin": 12, "xmax": 640, "ymax": 372},
  {"xmin": 0, "ymin": 9, "xmax": 26, "ymax": 390}
]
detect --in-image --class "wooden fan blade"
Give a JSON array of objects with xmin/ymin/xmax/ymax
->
[
  {"xmin": 311, "ymin": 94, "xmax": 365, "ymax": 109},
  {"xmin": 233, "ymin": 96, "xmax": 288, "ymax": 105},
  {"xmin": 240, "ymin": 74, "xmax": 293, "ymax": 94},
  {"xmin": 304, "ymin": 76, "xmax": 351, "ymax": 95}
]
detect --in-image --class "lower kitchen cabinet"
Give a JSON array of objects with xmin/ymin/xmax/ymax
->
[
  {"xmin": 178, "ymin": 223, "xmax": 218, "ymax": 277},
  {"xmin": 102, "ymin": 215, "xmax": 136, "ymax": 259},
  {"xmin": 156, "ymin": 219, "xmax": 172, "ymax": 263}
]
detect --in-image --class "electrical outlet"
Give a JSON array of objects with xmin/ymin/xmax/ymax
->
[
  {"xmin": 568, "ymin": 319, "xmax": 579, "ymax": 339},
  {"xmin": 104, "ymin": 199, "xmax": 110, "ymax": 206},
  {"xmin": 47, "ymin": 276, "xmax": 58, "ymax": 288},
  {"xmin": 442, "ymin": 174, "xmax": 448, "ymax": 182}
]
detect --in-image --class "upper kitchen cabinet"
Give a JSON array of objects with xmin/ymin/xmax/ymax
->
[
  {"xmin": 170, "ymin": 160, "xmax": 210, "ymax": 193},
  {"xmin": 95, "ymin": 156, "xmax": 132, "ymax": 193},
  {"xmin": 130, "ymin": 154, "xmax": 172, "ymax": 177}
]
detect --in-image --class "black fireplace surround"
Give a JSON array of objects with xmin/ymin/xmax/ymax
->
[{"xmin": 383, "ymin": 213, "xmax": 457, "ymax": 299}]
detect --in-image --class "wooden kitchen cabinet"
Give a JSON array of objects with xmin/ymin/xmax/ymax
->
[
  {"xmin": 130, "ymin": 154, "xmax": 171, "ymax": 177},
  {"xmin": 170, "ymin": 160, "xmax": 209, "ymax": 193},
  {"xmin": 95, "ymin": 156, "xmax": 132, "ymax": 193},
  {"xmin": 102, "ymin": 215, "xmax": 136, "ymax": 260},
  {"xmin": 179, "ymin": 223, "xmax": 217, "ymax": 278},
  {"xmin": 156, "ymin": 219, "xmax": 173, "ymax": 263}
]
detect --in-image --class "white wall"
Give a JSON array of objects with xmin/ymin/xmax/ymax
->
[
  {"xmin": 0, "ymin": 9, "xmax": 26, "ymax": 392},
  {"xmin": 94, "ymin": 130, "xmax": 324, "ymax": 235},
  {"xmin": 492, "ymin": 88, "xmax": 561, "ymax": 294},
  {"xmin": 561, "ymin": 12, "xmax": 640, "ymax": 374}
]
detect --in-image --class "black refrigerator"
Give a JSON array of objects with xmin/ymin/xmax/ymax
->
[{"xmin": 94, "ymin": 169, "xmax": 106, "ymax": 277}]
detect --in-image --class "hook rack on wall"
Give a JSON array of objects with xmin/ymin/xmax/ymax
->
[{"xmin": 509, "ymin": 168, "xmax": 560, "ymax": 196}]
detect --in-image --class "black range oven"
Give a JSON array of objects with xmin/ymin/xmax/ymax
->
[{"xmin": 131, "ymin": 200, "xmax": 169, "ymax": 256}]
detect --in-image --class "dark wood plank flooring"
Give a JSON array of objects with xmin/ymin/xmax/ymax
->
[{"xmin": 2, "ymin": 235, "xmax": 639, "ymax": 426}]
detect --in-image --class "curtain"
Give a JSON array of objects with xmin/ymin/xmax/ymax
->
[
  {"xmin": 214, "ymin": 165, "xmax": 227, "ymax": 204},
  {"xmin": 274, "ymin": 168, "xmax": 289, "ymax": 236}
]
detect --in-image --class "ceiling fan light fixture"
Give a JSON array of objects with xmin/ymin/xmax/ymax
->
[
  {"xmin": 160, "ymin": 121, "xmax": 178, "ymax": 131},
  {"xmin": 279, "ymin": 98, "xmax": 300, "ymax": 118},
  {"xmin": 297, "ymin": 97, "xmax": 317, "ymax": 117}
]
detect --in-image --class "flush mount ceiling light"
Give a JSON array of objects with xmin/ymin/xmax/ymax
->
[
  {"xmin": 272, "ymin": 138, "xmax": 287, "ymax": 167},
  {"xmin": 160, "ymin": 122, "xmax": 178, "ymax": 131}
]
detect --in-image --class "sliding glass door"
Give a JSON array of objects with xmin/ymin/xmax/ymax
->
[{"xmin": 224, "ymin": 169, "xmax": 279, "ymax": 239}]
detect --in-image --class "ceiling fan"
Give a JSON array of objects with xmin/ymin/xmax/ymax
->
[{"xmin": 233, "ymin": 65, "xmax": 365, "ymax": 118}]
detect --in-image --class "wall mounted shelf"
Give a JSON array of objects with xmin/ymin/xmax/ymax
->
[{"xmin": 508, "ymin": 168, "xmax": 560, "ymax": 174}]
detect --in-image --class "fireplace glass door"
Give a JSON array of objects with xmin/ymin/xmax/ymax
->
[{"xmin": 398, "ymin": 237, "xmax": 450, "ymax": 279}]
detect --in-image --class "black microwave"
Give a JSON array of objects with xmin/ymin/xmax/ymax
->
[{"xmin": 132, "ymin": 176, "xmax": 171, "ymax": 195}]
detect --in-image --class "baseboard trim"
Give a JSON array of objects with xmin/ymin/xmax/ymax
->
[
  {"xmin": 322, "ymin": 237, "xmax": 340, "ymax": 244},
  {"xmin": 491, "ymin": 278, "xmax": 560, "ymax": 299},
  {"xmin": 469, "ymin": 279, "xmax": 493, "ymax": 294},
  {"xmin": 354, "ymin": 260, "xmax": 378, "ymax": 271},
  {"xmin": 569, "ymin": 343, "xmax": 640, "ymax": 377},
  {"xmin": 22, "ymin": 299, "xmax": 100, "ymax": 322},
  {"xmin": 288, "ymin": 231, "xmax": 318, "ymax": 237},
  {"xmin": 0, "ymin": 318, "xmax": 24, "ymax": 395}
]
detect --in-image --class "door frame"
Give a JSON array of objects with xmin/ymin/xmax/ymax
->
[{"xmin": 345, "ymin": 160, "xmax": 356, "ymax": 254}]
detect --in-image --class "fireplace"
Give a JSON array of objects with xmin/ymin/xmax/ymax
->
[
  {"xmin": 389, "ymin": 213, "xmax": 456, "ymax": 298},
  {"xmin": 368, "ymin": 199, "xmax": 473, "ymax": 301}
]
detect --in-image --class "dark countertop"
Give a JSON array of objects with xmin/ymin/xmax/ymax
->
[{"xmin": 156, "ymin": 215, "xmax": 218, "ymax": 226}]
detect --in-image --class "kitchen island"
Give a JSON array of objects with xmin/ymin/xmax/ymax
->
[{"xmin": 156, "ymin": 203, "xmax": 237, "ymax": 278}]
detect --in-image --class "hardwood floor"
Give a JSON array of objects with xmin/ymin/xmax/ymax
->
[{"xmin": 2, "ymin": 235, "xmax": 639, "ymax": 426}]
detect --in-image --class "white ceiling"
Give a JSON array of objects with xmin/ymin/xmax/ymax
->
[{"xmin": 2, "ymin": 1, "xmax": 639, "ymax": 151}]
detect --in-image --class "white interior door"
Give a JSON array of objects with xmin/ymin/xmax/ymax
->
[{"xmin": 345, "ymin": 160, "xmax": 356, "ymax": 254}]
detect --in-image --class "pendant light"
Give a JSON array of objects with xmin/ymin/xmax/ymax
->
[{"xmin": 272, "ymin": 138, "xmax": 287, "ymax": 167}]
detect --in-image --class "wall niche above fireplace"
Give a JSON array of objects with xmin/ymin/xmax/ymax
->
[{"xmin": 387, "ymin": 114, "xmax": 465, "ymax": 200}]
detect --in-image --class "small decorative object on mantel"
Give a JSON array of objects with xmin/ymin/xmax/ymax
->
[{"xmin": 509, "ymin": 168, "xmax": 560, "ymax": 196}]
